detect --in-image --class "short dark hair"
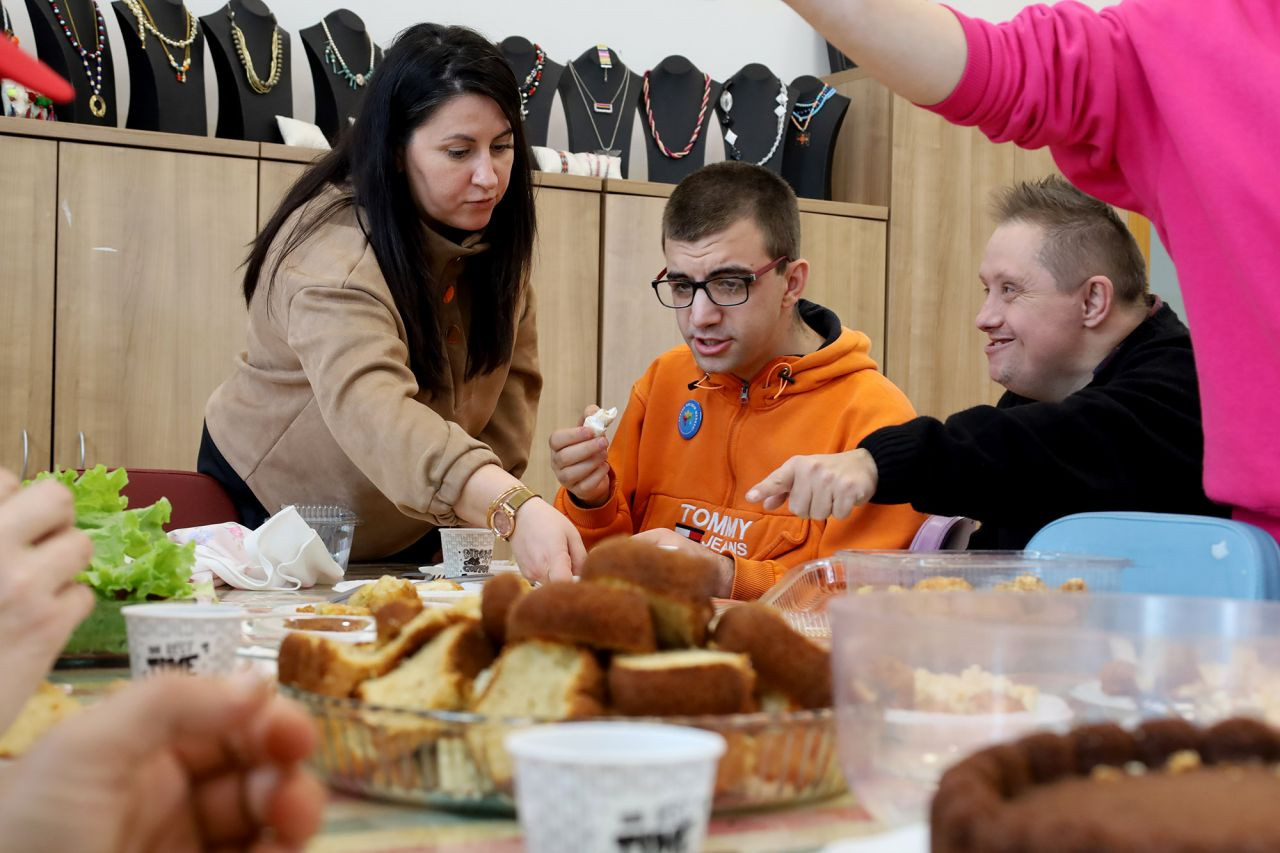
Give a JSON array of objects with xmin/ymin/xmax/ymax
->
[
  {"xmin": 244, "ymin": 24, "xmax": 535, "ymax": 394},
  {"xmin": 662, "ymin": 162, "xmax": 800, "ymax": 261},
  {"xmin": 992, "ymin": 175, "xmax": 1149, "ymax": 305}
]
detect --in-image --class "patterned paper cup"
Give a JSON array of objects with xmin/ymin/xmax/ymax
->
[
  {"xmin": 507, "ymin": 722, "xmax": 725, "ymax": 853},
  {"xmin": 121, "ymin": 602, "xmax": 248, "ymax": 678},
  {"xmin": 440, "ymin": 527, "xmax": 495, "ymax": 577}
]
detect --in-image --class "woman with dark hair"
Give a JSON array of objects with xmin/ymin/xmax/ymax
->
[{"xmin": 200, "ymin": 24, "xmax": 583, "ymax": 582}]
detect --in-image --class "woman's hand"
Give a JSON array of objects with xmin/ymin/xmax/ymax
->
[
  {"xmin": 0, "ymin": 468, "xmax": 95, "ymax": 732},
  {"xmin": 508, "ymin": 497, "xmax": 587, "ymax": 584}
]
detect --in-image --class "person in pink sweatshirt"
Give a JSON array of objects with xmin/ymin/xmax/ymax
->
[{"xmin": 779, "ymin": 0, "xmax": 1280, "ymax": 540}]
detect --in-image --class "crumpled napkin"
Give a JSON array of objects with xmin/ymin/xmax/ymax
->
[{"xmin": 169, "ymin": 506, "xmax": 343, "ymax": 590}]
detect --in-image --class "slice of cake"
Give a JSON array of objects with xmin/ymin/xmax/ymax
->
[
  {"xmin": 608, "ymin": 649, "xmax": 755, "ymax": 716},
  {"xmin": 505, "ymin": 581, "xmax": 656, "ymax": 654}
]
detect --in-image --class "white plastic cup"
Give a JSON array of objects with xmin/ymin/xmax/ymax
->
[
  {"xmin": 439, "ymin": 527, "xmax": 495, "ymax": 577},
  {"xmin": 121, "ymin": 602, "xmax": 247, "ymax": 678},
  {"xmin": 506, "ymin": 722, "xmax": 726, "ymax": 853}
]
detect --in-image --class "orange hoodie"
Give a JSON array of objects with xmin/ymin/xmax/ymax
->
[{"xmin": 555, "ymin": 302, "xmax": 927, "ymax": 599}]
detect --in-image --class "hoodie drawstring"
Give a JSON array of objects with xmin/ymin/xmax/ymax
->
[
  {"xmin": 687, "ymin": 372, "xmax": 724, "ymax": 391},
  {"xmin": 765, "ymin": 364, "xmax": 796, "ymax": 400}
]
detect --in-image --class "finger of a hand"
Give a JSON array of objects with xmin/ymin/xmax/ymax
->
[
  {"xmin": 788, "ymin": 469, "xmax": 816, "ymax": 519},
  {"xmin": 832, "ymin": 492, "xmax": 858, "ymax": 520},
  {"xmin": 568, "ymin": 467, "xmax": 611, "ymax": 503},
  {"xmin": 0, "ymin": 480, "xmax": 77, "ymax": 550},
  {"xmin": 551, "ymin": 436, "xmax": 607, "ymax": 472},
  {"xmin": 18, "ymin": 527, "xmax": 94, "ymax": 591},
  {"xmin": 178, "ymin": 695, "xmax": 318, "ymax": 777},
  {"xmin": 559, "ymin": 457, "xmax": 609, "ymax": 490},
  {"xmin": 745, "ymin": 460, "xmax": 795, "ymax": 504},
  {"xmin": 263, "ymin": 767, "xmax": 326, "ymax": 846},
  {"xmin": 546, "ymin": 552, "xmax": 574, "ymax": 583},
  {"xmin": 548, "ymin": 427, "xmax": 598, "ymax": 453},
  {"xmin": 762, "ymin": 494, "xmax": 788, "ymax": 511},
  {"xmin": 566, "ymin": 528, "xmax": 588, "ymax": 576},
  {"xmin": 808, "ymin": 485, "xmax": 835, "ymax": 520},
  {"xmin": 0, "ymin": 468, "xmax": 19, "ymax": 499}
]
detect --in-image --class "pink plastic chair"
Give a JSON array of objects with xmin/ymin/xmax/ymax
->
[{"xmin": 909, "ymin": 515, "xmax": 980, "ymax": 551}]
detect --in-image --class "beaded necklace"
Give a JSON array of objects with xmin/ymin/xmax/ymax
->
[
  {"xmin": 567, "ymin": 60, "xmax": 630, "ymax": 157},
  {"xmin": 641, "ymin": 70, "xmax": 711, "ymax": 160},
  {"xmin": 48, "ymin": 0, "xmax": 107, "ymax": 117},
  {"xmin": 320, "ymin": 17, "xmax": 373, "ymax": 90},
  {"xmin": 717, "ymin": 77, "xmax": 788, "ymax": 167},
  {"xmin": 121, "ymin": 0, "xmax": 195, "ymax": 83},
  {"xmin": 227, "ymin": 6, "xmax": 281, "ymax": 95},
  {"xmin": 516, "ymin": 43, "xmax": 544, "ymax": 120},
  {"xmin": 789, "ymin": 85, "xmax": 836, "ymax": 147}
]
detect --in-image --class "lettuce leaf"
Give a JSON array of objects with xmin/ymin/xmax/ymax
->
[{"xmin": 29, "ymin": 465, "xmax": 195, "ymax": 602}]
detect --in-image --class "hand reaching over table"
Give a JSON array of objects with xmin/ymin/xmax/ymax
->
[
  {"xmin": 746, "ymin": 449, "xmax": 880, "ymax": 520},
  {"xmin": 0, "ymin": 674, "xmax": 325, "ymax": 853}
]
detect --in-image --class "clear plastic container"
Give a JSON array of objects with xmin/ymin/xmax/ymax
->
[
  {"xmin": 829, "ymin": 591, "xmax": 1280, "ymax": 827},
  {"xmin": 760, "ymin": 551, "xmax": 1130, "ymax": 640},
  {"xmin": 292, "ymin": 505, "xmax": 361, "ymax": 571}
]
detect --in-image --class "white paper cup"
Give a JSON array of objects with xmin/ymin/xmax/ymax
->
[
  {"xmin": 507, "ymin": 722, "xmax": 726, "ymax": 853},
  {"xmin": 440, "ymin": 527, "xmax": 495, "ymax": 577},
  {"xmin": 122, "ymin": 602, "xmax": 247, "ymax": 678}
]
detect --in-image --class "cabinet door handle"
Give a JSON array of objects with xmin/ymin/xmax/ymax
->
[
  {"xmin": 77, "ymin": 431, "xmax": 86, "ymax": 470},
  {"xmin": 20, "ymin": 429, "xmax": 29, "ymax": 481}
]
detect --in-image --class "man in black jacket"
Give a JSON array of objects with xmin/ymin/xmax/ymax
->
[{"xmin": 745, "ymin": 176, "xmax": 1226, "ymax": 548}]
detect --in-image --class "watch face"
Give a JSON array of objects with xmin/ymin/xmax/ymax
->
[{"xmin": 493, "ymin": 509, "xmax": 515, "ymax": 538}]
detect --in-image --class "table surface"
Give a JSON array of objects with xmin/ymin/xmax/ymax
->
[{"xmin": 50, "ymin": 573, "xmax": 883, "ymax": 852}]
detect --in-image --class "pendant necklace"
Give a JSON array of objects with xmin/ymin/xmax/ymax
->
[
  {"xmin": 717, "ymin": 77, "xmax": 788, "ymax": 167},
  {"xmin": 642, "ymin": 69, "xmax": 711, "ymax": 159},
  {"xmin": 567, "ymin": 60, "xmax": 630, "ymax": 158},
  {"xmin": 517, "ymin": 43, "xmax": 545, "ymax": 120},
  {"xmin": 228, "ymin": 6, "xmax": 282, "ymax": 95},
  {"xmin": 320, "ymin": 17, "xmax": 373, "ymax": 90},
  {"xmin": 790, "ymin": 85, "xmax": 836, "ymax": 147},
  {"xmin": 48, "ymin": 0, "xmax": 108, "ymax": 117},
  {"xmin": 120, "ymin": 0, "xmax": 195, "ymax": 83}
]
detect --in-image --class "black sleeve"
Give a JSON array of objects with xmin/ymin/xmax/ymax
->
[{"xmin": 858, "ymin": 344, "xmax": 1219, "ymax": 527}]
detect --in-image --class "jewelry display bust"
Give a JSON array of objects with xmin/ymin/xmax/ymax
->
[
  {"xmin": 200, "ymin": 0, "xmax": 290, "ymax": 142},
  {"xmin": 112, "ymin": 0, "xmax": 205, "ymax": 134},
  {"xmin": 715, "ymin": 63, "xmax": 793, "ymax": 175},
  {"xmin": 299, "ymin": 8, "xmax": 378, "ymax": 140},
  {"xmin": 639, "ymin": 54, "xmax": 721, "ymax": 185},
  {"xmin": 557, "ymin": 44, "xmax": 641, "ymax": 177},
  {"xmin": 780, "ymin": 74, "xmax": 849, "ymax": 200},
  {"xmin": 500, "ymin": 35, "xmax": 562, "ymax": 149},
  {"xmin": 25, "ymin": 0, "xmax": 117, "ymax": 124}
]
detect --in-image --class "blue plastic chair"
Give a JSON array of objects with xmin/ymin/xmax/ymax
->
[{"xmin": 1025, "ymin": 511, "xmax": 1280, "ymax": 600}]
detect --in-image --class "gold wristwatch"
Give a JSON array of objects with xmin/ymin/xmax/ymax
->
[{"xmin": 487, "ymin": 485, "xmax": 538, "ymax": 540}]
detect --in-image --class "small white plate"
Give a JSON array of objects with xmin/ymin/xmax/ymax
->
[{"xmin": 822, "ymin": 824, "xmax": 927, "ymax": 852}]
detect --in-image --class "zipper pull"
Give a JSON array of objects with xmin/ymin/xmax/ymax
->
[{"xmin": 740, "ymin": 381, "xmax": 749, "ymax": 404}]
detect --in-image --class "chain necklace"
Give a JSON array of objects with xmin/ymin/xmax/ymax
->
[
  {"xmin": 227, "ymin": 7, "xmax": 281, "ymax": 95},
  {"xmin": 717, "ymin": 77, "xmax": 788, "ymax": 167},
  {"xmin": 789, "ymin": 85, "xmax": 836, "ymax": 147},
  {"xmin": 567, "ymin": 60, "xmax": 630, "ymax": 157},
  {"xmin": 48, "ymin": 0, "xmax": 107, "ymax": 117},
  {"xmin": 121, "ymin": 0, "xmax": 195, "ymax": 83},
  {"xmin": 517, "ymin": 43, "xmax": 544, "ymax": 120},
  {"xmin": 641, "ymin": 70, "xmax": 711, "ymax": 160},
  {"xmin": 320, "ymin": 17, "xmax": 373, "ymax": 90}
]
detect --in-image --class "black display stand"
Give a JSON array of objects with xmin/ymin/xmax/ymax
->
[
  {"xmin": 639, "ymin": 55, "xmax": 721, "ymax": 185},
  {"xmin": 715, "ymin": 63, "xmax": 792, "ymax": 175},
  {"xmin": 200, "ymin": 0, "xmax": 290, "ymax": 143},
  {"xmin": 112, "ymin": 0, "xmax": 205, "ymax": 134},
  {"xmin": 500, "ymin": 35, "xmax": 562, "ymax": 149},
  {"xmin": 25, "ymin": 0, "xmax": 117, "ymax": 125},
  {"xmin": 299, "ymin": 9, "xmax": 379, "ymax": 141},
  {"xmin": 557, "ymin": 45, "xmax": 641, "ymax": 177},
  {"xmin": 781, "ymin": 75, "xmax": 849, "ymax": 200}
]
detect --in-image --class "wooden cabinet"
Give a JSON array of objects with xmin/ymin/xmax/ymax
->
[
  {"xmin": 0, "ymin": 135, "xmax": 56, "ymax": 478},
  {"xmin": 52, "ymin": 142, "xmax": 256, "ymax": 470}
]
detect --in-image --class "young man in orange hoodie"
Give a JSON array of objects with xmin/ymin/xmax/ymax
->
[{"xmin": 549, "ymin": 162, "xmax": 925, "ymax": 599}]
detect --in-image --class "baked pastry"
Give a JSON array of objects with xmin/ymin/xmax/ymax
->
[
  {"xmin": 296, "ymin": 602, "xmax": 372, "ymax": 616},
  {"xmin": 278, "ymin": 605, "xmax": 463, "ymax": 697},
  {"xmin": 418, "ymin": 579, "xmax": 464, "ymax": 591},
  {"xmin": 912, "ymin": 576, "xmax": 973, "ymax": 592},
  {"xmin": 480, "ymin": 572, "xmax": 532, "ymax": 646},
  {"xmin": 372, "ymin": 595, "xmax": 426, "ymax": 645},
  {"xmin": 608, "ymin": 650, "xmax": 755, "ymax": 716},
  {"xmin": 506, "ymin": 581, "xmax": 656, "ymax": 653},
  {"xmin": 711, "ymin": 603, "xmax": 831, "ymax": 709},
  {"xmin": 359, "ymin": 621, "xmax": 494, "ymax": 711},
  {"xmin": 0, "ymin": 682, "xmax": 80, "ymax": 757},
  {"xmin": 581, "ymin": 536, "xmax": 717, "ymax": 648},
  {"xmin": 470, "ymin": 640, "xmax": 607, "ymax": 786},
  {"xmin": 932, "ymin": 717, "xmax": 1280, "ymax": 852},
  {"xmin": 348, "ymin": 575, "xmax": 420, "ymax": 609}
]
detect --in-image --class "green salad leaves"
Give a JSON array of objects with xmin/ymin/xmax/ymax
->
[{"xmin": 31, "ymin": 466, "xmax": 196, "ymax": 602}]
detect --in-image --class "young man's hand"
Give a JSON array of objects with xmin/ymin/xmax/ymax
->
[
  {"xmin": 548, "ymin": 405, "xmax": 613, "ymax": 508},
  {"xmin": 632, "ymin": 528, "xmax": 735, "ymax": 598},
  {"xmin": 746, "ymin": 449, "xmax": 879, "ymax": 519}
]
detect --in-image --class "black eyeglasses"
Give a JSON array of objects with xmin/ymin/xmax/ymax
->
[{"xmin": 651, "ymin": 256, "xmax": 790, "ymax": 308}]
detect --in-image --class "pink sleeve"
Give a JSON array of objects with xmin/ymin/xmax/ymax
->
[{"xmin": 929, "ymin": 2, "xmax": 1147, "ymax": 213}]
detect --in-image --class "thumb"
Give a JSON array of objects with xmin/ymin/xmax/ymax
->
[
  {"xmin": 62, "ymin": 674, "xmax": 271, "ymax": 763},
  {"xmin": 547, "ymin": 549, "xmax": 575, "ymax": 583},
  {"xmin": 745, "ymin": 459, "xmax": 796, "ymax": 504},
  {"xmin": 579, "ymin": 404, "xmax": 601, "ymax": 426}
]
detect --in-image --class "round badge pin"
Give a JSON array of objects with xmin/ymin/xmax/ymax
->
[{"xmin": 677, "ymin": 400, "xmax": 703, "ymax": 440}]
